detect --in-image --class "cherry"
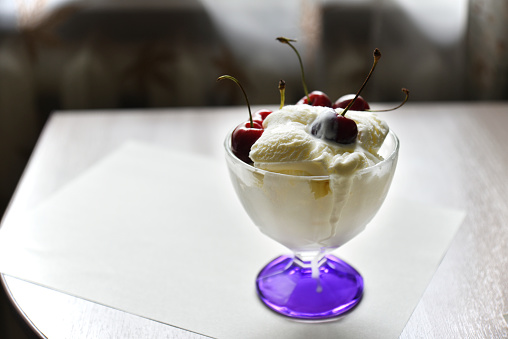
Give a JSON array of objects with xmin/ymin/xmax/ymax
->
[
  {"xmin": 310, "ymin": 109, "xmax": 358, "ymax": 144},
  {"xmin": 217, "ymin": 75, "xmax": 264, "ymax": 163},
  {"xmin": 297, "ymin": 90, "xmax": 333, "ymax": 107},
  {"xmin": 309, "ymin": 49, "xmax": 382, "ymax": 144},
  {"xmin": 231, "ymin": 122, "xmax": 264, "ymax": 163},
  {"xmin": 253, "ymin": 109, "xmax": 272, "ymax": 124},
  {"xmin": 277, "ymin": 37, "xmax": 333, "ymax": 107},
  {"xmin": 317, "ymin": 48, "xmax": 381, "ymax": 144},
  {"xmin": 333, "ymin": 94, "xmax": 370, "ymax": 111}
]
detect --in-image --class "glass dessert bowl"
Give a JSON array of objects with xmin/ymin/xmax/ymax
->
[{"xmin": 224, "ymin": 130, "xmax": 399, "ymax": 320}]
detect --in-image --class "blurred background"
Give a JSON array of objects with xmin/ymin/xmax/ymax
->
[{"xmin": 0, "ymin": 0, "xmax": 506, "ymax": 335}]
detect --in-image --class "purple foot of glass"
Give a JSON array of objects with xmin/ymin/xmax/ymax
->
[{"xmin": 256, "ymin": 254, "xmax": 363, "ymax": 320}]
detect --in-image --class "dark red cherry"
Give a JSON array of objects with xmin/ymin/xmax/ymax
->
[
  {"xmin": 231, "ymin": 121, "xmax": 264, "ymax": 163},
  {"xmin": 253, "ymin": 109, "xmax": 273, "ymax": 124},
  {"xmin": 217, "ymin": 75, "xmax": 266, "ymax": 163},
  {"xmin": 310, "ymin": 109, "xmax": 358, "ymax": 144},
  {"xmin": 297, "ymin": 90, "xmax": 333, "ymax": 107},
  {"xmin": 334, "ymin": 116, "xmax": 358, "ymax": 144},
  {"xmin": 333, "ymin": 94, "xmax": 370, "ymax": 111}
]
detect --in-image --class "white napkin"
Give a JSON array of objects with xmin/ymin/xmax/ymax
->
[{"xmin": 0, "ymin": 141, "xmax": 465, "ymax": 338}]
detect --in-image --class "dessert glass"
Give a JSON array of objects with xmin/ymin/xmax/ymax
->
[{"xmin": 224, "ymin": 130, "xmax": 399, "ymax": 320}]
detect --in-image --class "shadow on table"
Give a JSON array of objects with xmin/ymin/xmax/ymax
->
[{"xmin": 0, "ymin": 288, "xmax": 40, "ymax": 339}]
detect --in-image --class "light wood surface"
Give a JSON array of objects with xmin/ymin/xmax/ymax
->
[{"xmin": 2, "ymin": 103, "xmax": 508, "ymax": 338}]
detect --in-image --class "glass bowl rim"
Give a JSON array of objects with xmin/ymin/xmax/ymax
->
[{"xmin": 224, "ymin": 128, "xmax": 399, "ymax": 179}]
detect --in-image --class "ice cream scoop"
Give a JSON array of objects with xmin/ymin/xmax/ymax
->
[{"xmin": 249, "ymin": 104, "xmax": 389, "ymax": 177}]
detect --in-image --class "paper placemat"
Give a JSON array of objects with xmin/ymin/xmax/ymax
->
[{"xmin": 0, "ymin": 141, "xmax": 465, "ymax": 338}]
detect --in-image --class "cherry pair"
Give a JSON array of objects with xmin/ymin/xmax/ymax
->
[{"xmin": 299, "ymin": 91, "xmax": 370, "ymax": 111}]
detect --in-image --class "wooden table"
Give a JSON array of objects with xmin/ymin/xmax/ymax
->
[{"xmin": 2, "ymin": 103, "xmax": 508, "ymax": 338}]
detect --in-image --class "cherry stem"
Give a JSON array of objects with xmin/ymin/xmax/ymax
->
[
  {"xmin": 217, "ymin": 75, "xmax": 253, "ymax": 127},
  {"xmin": 276, "ymin": 37, "xmax": 310, "ymax": 104},
  {"xmin": 340, "ymin": 48, "xmax": 382, "ymax": 117},
  {"xmin": 368, "ymin": 88, "xmax": 410, "ymax": 112},
  {"xmin": 279, "ymin": 79, "xmax": 286, "ymax": 109}
]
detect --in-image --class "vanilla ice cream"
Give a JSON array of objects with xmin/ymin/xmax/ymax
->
[
  {"xmin": 250, "ymin": 105, "xmax": 389, "ymax": 176},
  {"xmin": 225, "ymin": 104, "xmax": 398, "ymax": 253}
]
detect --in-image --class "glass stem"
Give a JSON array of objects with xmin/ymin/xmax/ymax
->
[
  {"xmin": 295, "ymin": 249, "xmax": 327, "ymax": 271},
  {"xmin": 294, "ymin": 249, "xmax": 328, "ymax": 293}
]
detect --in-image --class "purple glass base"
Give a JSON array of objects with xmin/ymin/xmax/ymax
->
[{"xmin": 256, "ymin": 254, "xmax": 363, "ymax": 320}]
